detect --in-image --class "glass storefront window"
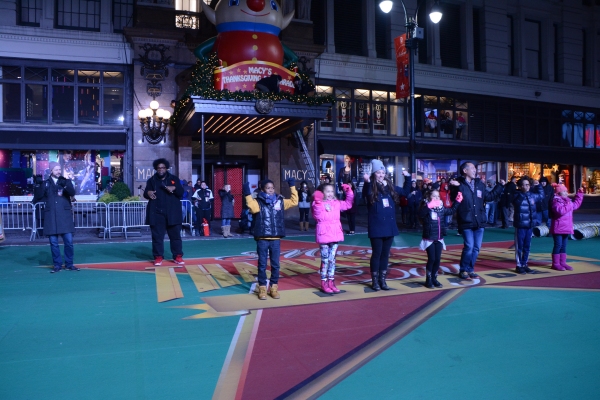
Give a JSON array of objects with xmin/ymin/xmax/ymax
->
[
  {"xmin": 1, "ymin": 83, "xmax": 21, "ymax": 122},
  {"xmin": 51, "ymin": 69, "xmax": 75, "ymax": 83},
  {"xmin": 585, "ymin": 124, "xmax": 594, "ymax": 148},
  {"xmin": 372, "ymin": 103, "xmax": 387, "ymax": 135},
  {"xmin": 78, "ymin": 86, "xmax": 100, "ymax": 124},
  {"xmin": 354, "ymin": 89, "xmax": 369, "ymax": 101},
  {"xmin": 103, "ymin": 87, "xmax": 124, "ymax": 125},
  {"xmin": 335, "ymin": 88, "xmax": 351, "ymax": 132},
  {"xmin": 439, "ymin": 110, "xmax": 454, "ymax": 138},
  {"xmin": 389, "ymin": 104, "xmax": 404, "ymax": 136},
  {"xmin": 0, "ymin": 66, "xmax": 22, "ymax": 80},
  {"xmin": 456, "ymin": 111, "xmax": 468, "ymax": 140},
  {"xmin": 25, "ymin": 67, "xmax": 48, "ymax": 81},
  {"xmin": 103, "ymin": 71, "xmax": 124, "ymax": 85},
  {"xmin": 320, "ymin": 107, "xmax": 332, "ymax": 131},
  {"xmin": 77, "ymin": 70, "xmax": 101, "ymax": 84},
  {"xmin": 52, "ymin": 85, "xmax": 74, "ymax": 123},
  {"xmin": 456, "ymin": 99, "xmax": 468, "ymax": 109},
  {"xmin": 390, "ymin": 92, "xmax": 405, "ymax": 103},
  {"xmin": 316, "ymin": 85, "xmax": 333, "ymax": 97},
  {"xmin": 25, "ymin": 84, "xmax": 47, "ymax": 123},
  {"xmin": 372, "ymin": 90, "xmax": 388, "ymax": 102},
  {"xmin": 354, "ymin": 102, "xmax": 369, "ymax": 133}
]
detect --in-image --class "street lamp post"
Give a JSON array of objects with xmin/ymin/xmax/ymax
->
[{"xmin": 379, "ymin": 0, "xmax": 442, "ymax": 177}]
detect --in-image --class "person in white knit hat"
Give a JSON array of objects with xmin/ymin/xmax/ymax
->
[{"xmin": 362, "ymin": 159, "xmax": 411, "ymax": 291}]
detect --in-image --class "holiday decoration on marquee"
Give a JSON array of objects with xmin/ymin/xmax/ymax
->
[
  {"xmin": 170, "ymin": 1, "xmax": 335, "ymax": 125},
  {"xmin": 195, "ymin": 0, "xmax": 299, "ymax": 94}
]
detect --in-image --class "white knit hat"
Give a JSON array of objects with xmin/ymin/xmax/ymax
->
[{"xmin": 371, "ymin": 159, "xmax": 385, "ymax": 173}]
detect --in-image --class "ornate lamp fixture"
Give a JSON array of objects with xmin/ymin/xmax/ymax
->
[{"xmin": 138, "ymin": 100, "xmax": 171, "ymax": 144}]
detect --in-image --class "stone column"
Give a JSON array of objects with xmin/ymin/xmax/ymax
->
[
  {"xmin": 325, "ymin": 0, "xmax": 335, "ymax": 53},
  {"xmin": 365, "ymin": 0, "xmax": 377, "ymax": 58},
  {"xmin": 462, "ymin": 0, "xmax": 474, "ymax": 71},
  {"xmin": 481, "ymin": 0, "xmax": 508, "ymax": 74}
]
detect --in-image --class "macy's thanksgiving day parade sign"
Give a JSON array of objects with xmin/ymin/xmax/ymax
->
[{"xmin": 195, "ymin": 0, "xmax": 300, "ymax": 94}]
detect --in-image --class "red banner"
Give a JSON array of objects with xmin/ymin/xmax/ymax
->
[
  {"xmin": 213, "ymin": 60, "xmax": 296, "ymax": 94},
  {"xmin": 394, "ymin": 34, "xmax": 410, "ymax": 99}
]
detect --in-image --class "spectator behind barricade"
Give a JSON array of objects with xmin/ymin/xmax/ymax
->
[
  {"xmin": 500, "ymin": 176, "xmax": 518, "ymax": 229},
  {"xmin": 144, "ymin": 158, "xmax": 185, "ymax": 266},
  {"xmin": 345, "ymin": 183, "xmax": 359, "ymax": 235},
  {"xmin": 194, "ymin": 179, "xmax": 202, "ymax": 191},
  {"xmin": 32, "ymin": 162, "xmax": 79, "ymax": 273},
  {"xmin": 407, "ymin": 180, "xmax": 422, "ymax": 229},
  {"xmin": 181, "ymin": 180, "xmax": 193, "ymax": 228},
  {"xmin": 219, "ymin": 184, "xmax": 235, "ymax": 238},
  {"xmin": 538, "ymin": 177, "xmax": 554, "ymax": 227},
  {"xmin": 192, "ymin": 181, "xmax": 214, "ymax": 236},
  {"xmin": 298, "ymin": 181, "xmax": 312, "ymax": 231},
  {"xmin": 485, "ymin": 180, "xmax": 498, "ymax": 226}
]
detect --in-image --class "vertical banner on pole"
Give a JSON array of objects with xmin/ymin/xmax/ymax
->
[{"xmin": 394, "ymin": 34, "xmax": 410, "ymax": 99}]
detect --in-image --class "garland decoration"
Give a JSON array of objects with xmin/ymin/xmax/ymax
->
[{"xmin": 170, "ymin": 53, "xmax": 336, "ymax": 126}]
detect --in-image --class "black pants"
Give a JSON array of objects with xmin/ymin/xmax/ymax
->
[
  {"xmin": 425, "ymin": 241, "xmax": 443, "ymax": 276},
  {"xmin": 369, "ymin": 236, "xmax": 394, "ymax": 273},
  {"xmin": 195, "ymin": 208, "xmax": 211, "ymax": 235},
  {"xmin": 501, "ymin": 206, "xmax": 512, "ymax": 227},
  {"xmin": 299, "ymin": 208, "xmax": 309, "ymax": 222},
  {"xmin": 151, "ymin": 213, "xmax": 182, "ymax": 258},
  {"xmin": 347, "ymin": 213, "xmax": 356, "ymax": 232}
]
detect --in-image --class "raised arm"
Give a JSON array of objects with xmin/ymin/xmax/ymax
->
[{"xmin": 339, "ymin": 184, "xmax": 355, "ymax": 212}]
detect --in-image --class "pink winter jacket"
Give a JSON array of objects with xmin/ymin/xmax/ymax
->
[
  {"xmin": 312, "ymin": 186, "xmax": 354, "ymax": 244},
  {"xmin": 549, "ymin": 192, "xmax": 583, "ymax": 235}
]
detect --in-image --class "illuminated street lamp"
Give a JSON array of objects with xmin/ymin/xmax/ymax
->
[
  {"xmin": 379, "ymin": 0, "xmax": 443, "ymax": 176},
  {"xmin": 138, "ymin": 100, "xmax": 171, "ymax": 144}
]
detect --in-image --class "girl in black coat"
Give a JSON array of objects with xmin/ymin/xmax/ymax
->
[
  {"xmin": 418, "ymin": 189, "xmax": 463, "ymax": 288},
  {"xmin": 219, "ymin": 184, "xmax": 235, "ymax": 238},
  {"xmin": 362, "ymin": 159, "xmax": 411, "ymax": 291}
]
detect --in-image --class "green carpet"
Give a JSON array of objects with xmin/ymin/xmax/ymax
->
[{"xmin": 321, "ymin": 287, "xmax": 600, "ymax": 400}]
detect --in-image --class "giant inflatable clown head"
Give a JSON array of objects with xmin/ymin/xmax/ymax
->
[{"xmin": 201, "ymin": 0, "xmax": 294, "ymax": 67}]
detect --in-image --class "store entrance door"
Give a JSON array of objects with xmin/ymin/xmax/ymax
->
[{"xmin": 211, "ymin": 165, "xmax": 244, "ymax": 219}]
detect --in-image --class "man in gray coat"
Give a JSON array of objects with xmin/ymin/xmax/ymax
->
[{"xmin": 33, "ymin": 162, "xmax": 78, "ymax": 273}]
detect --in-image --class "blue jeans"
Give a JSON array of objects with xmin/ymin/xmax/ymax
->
[
  {"xmin": 221, "ymin": 218, "xmax": 231, "ymax": 226},
  {"xmin": 49, "ymin": 233, "xmax": 74, "ymax": 268},
  {"xmin": 515, "ymin": 228, "xmax": 533, "ymax": 266},
  {"xmin": 486, "ymin": 202, "xmax": 496, "ymax": 224},
  {"xmin": 459, "ymin": 228, "xmax": 484, "ymax": 273},
  {"xmin": 552, "ymin": 234, "xmax": 568, "ymax": 254},
  {"xmin": 541, "ymin": 210, "xmax": 550, "ymax": 227},
  {"xmin": 256, "ymin": 239, "xmax": 281, "ymax": 286}
]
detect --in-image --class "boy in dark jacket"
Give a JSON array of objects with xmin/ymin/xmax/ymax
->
[
  {"xmin": 418, "ymin": 188, "xmax": 463, "ymax": 288},
  {"xmin": 244, "ymin": 178, "xmax": 298, "ymax": 300},
  {"xmin": 512, "ymin": 177, "xmax": 545, "ymax": 274}
]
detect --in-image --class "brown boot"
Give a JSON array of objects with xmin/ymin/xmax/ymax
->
[
  {"xmin": 269, "ymin": 284, "xmax": 280, "ymax": 299},
  {"xmin": 226, "ymin": 226, "xmax": 234, "ymax": 237},
  {"xmin": 299, "ymin": 222, "xmax": 304, "ymax": 231},
  {"xmin": 304, "ymin": 222, "xmax": 309, "ymax": 231},
  {"xmin": 257, "ymin": 285, "xmax": 267, "ymax": 300}
]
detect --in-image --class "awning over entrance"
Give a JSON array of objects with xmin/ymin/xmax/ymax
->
[{"xmin": 177, "ymin": 98, "xmax": 330, "ymax": 138}]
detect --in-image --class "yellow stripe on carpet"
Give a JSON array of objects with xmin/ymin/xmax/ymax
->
[{"xmin": 155, "ymin": 267, "xmax": 184, "ymax": 302}]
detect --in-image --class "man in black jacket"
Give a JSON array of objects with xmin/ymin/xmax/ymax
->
[
  {"xmin": 144, "ymin": 158, "xmax": 185, "ymax": 266},
  {"xmin": 450, "ymin": 162, "xmax": 505, "ymax": 280},
  {"xmin": 33, "ymin": 162, "xmax": 79, "ymax": 273},
  {"xmin": 500, "ymin": 176, "xmax": 517, "ymax": 228},
  {"xmin": 538, "ymin": 176, "xmax": 554, "ymax": 226}
]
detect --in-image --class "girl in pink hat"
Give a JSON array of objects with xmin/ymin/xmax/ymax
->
[
  {"xmin": 549, "ymin": 183, "xmax": 584, "ymax": 270},
  {"xmin": 311, "ymin": 183, "xmax": 354, "ymax": 293}
]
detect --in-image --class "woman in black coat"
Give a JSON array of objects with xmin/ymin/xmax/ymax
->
[
  {"xmin": 418, "ymin": 189, "xmax": 463, "ymax": 288},
  {"xmin": 362, "ymin": 159, "xmax": 411, "ymax": 291},
  {"xmin": 219, "ymin": 184, "xmax": 235, "ymax": 238}
]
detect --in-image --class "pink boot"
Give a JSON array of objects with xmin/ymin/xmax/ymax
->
[
  {"xmin": 552, "ymin": 253, "xmax": 565, "ymax": 271},
  {"xmin": 560, "ymin": 253, "xmax": 573, "ymax": 271},
  {"xmin": 321, "ymin": 280, "xmax": 333, "ymax": 293},
  {"xmin": 328, "ymin": 279, "xmax": 341, "ymax": 293}
]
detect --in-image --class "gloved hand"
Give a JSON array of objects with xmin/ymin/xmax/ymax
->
[
  {"xmin": 57, "ymin": 176, "xmax": 67, "ymax": 187},
  {"xmin": 313, "ymin": 190, "xmax": 324, "ymax": 202},
  {"xmin": 402, "ymin": 170, "xmax": 410, "ymax": 177},
  {"xmin": 34, "ymin": 175, "xmax": 44, "ymax": 184},
  {"xmin": 341, "ymin": 183, "xmax": 351, "ymax": 192},
  {"xmin": 578, "ymin": 187, "xmax": 584, "ymax": 193},
  {"xmin": 456, "ymin": 192, "xmax": 463, "ymax": 203},
  {"xmin": 286, "ymin": 178, "xmax": 295, "ymax": 187},
  {"xmin": 242, "ymin": 183, "xmax": 251, "ymax": 196},
  {"xmin": 427, "ymin": 199, "xmax": 442, "ymax": 209}
]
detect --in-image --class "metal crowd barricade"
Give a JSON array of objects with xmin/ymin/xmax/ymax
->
[
  {"xmin": 72, "ymin": 202, "xmax": 109, "ymax": 238},
  {"xmin": 0, "ymin": 202, "xmax": 36, "ymax": 239},
  {"xmin": 12, "ymin": 199, "xmax": 193, "ymax": 241}
]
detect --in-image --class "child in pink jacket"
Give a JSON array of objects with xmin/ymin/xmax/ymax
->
[
  {"xmin": 312, "ymin": 183, "xmax": 354, "ymax": 294},
  {"xmin": 549, "ymin": 183, "xmax": 584, "ymax": 271}
]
